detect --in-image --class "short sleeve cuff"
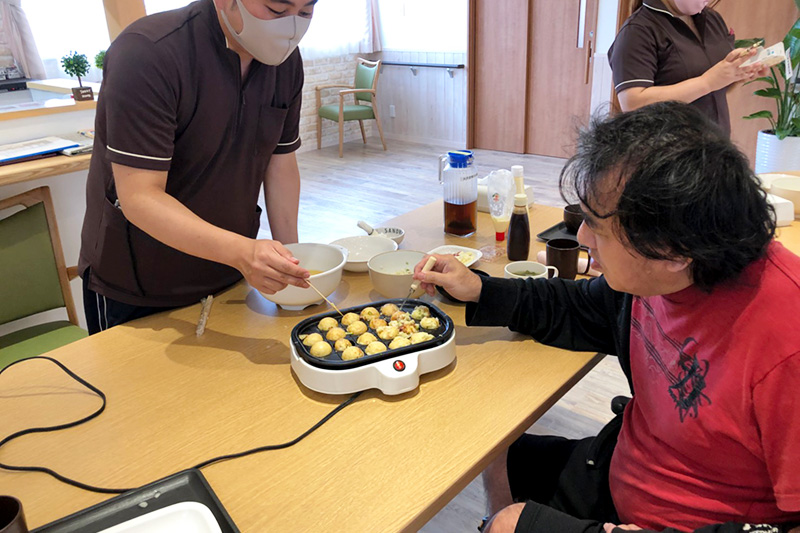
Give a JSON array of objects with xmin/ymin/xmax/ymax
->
[
  {"xmin": 105, "ymin": 145, "xmax": 173, "ymax": 171},
  {"xmin": 615, "ymin": 78, "xmax": 654, "ymax": 92},
  {"xmin": 273, "ymin": 135, "xmax": 301, "ymax": 155}
]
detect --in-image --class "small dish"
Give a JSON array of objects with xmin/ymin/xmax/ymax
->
[
  {"xmin": 757, "ymin": 172, "xmax": 797, "ymax": 192},
  {"xmin": 373, "ymin": 227, "xmax": 405, "ymax": 244},
  {"xmin": 330, "ymin": 235, "xmax": 398, "ymax": 272},
  {"xmin": 427, "ymin": 245, "xmax": 482, "ymax": 268}
]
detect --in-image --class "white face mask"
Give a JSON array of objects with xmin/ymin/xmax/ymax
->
[{"xmin": 220, "ymin": 0, "xmax": 311, "ymax": 66}]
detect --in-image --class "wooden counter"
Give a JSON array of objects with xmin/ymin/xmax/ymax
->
[{"xmin": 0, "ymin": 153, "xmax": 91, "ymax": 187}]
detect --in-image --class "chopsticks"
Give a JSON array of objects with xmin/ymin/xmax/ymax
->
[{"xmin": 306, "ymin": 279, "xmax": 344, "ymax": 317}]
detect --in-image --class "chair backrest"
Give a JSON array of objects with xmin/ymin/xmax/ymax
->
[
  {"xmin": 0, "ymin": 186, "xmax": 78, "ymax": 326},
  {"xmin": 354, "ymin": 58, "xmax": 381, "ymax": 103}
]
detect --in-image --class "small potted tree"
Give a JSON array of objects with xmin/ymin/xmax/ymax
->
[
  {"xmin": 741, "ymin": 5, "xmax": 800, "ymax": 174},
  {"xmin": 60, "ymin": 51, "xmax": 93, "ymax": 101},
  {"xmin": 94, "ymin": 50, "xmax": 106, "ymax": 72}
]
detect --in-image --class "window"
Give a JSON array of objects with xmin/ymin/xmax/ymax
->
[
  {"xmin": 300, "ymin": 0, "xmax": 377, "ymax": 59},
  {"xmin": 377, "ymin": 0, "xmax": 466, "ymax": 53},
  {"xmin": 22, "ymin": 0, "xmax": 109, "ymax": 81}
]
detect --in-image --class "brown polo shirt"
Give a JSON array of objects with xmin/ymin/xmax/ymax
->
[
  {"xmin": 609, "ymin": 0, "xmax": 734, "ymax": 135},
  {"xmin": 79, "ymin": 0, "xmax": 304, "ymax": 307}
]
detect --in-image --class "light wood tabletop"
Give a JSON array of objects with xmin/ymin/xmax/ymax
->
[{"xmin": 1, "ymin": 202, "xmax": 798, "ymax": 532}]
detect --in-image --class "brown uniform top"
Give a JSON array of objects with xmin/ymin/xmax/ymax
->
[
  {"xmin": 609, "ymin": 0, "xmax": 735, "ymax": 135},
  {"xmin": 79, "ymin": 0, "xmax": 303, "ymax": 307}
]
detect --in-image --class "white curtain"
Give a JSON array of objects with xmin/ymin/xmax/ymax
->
[
  {"xmin": 300, "ymin": 0, "xmax": 381, "ymax": 60},
  {"xmin": 0, "ymin": 0, "xmax": 44, "ymax": 79}
]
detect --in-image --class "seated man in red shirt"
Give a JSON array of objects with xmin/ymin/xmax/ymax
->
[{"xmin": 414, "ymin": 102, "xmax": 800, "ymax": 533}]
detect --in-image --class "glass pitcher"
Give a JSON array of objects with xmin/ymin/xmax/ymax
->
[{"xmin": 438, "ymin": 150, "xmax": 478, "ymax": 237}]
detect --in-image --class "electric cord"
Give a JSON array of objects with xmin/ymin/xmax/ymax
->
[{"xmin": 0, "ymin": 356, "xmax": 363, "ymax": 494}]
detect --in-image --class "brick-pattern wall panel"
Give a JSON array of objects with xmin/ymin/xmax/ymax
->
[{"xmin": 299, "ymin": 53, "xmax": 375, "ymax": 153}]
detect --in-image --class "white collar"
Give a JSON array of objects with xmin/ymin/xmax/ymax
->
[{"xmin": 642, "ymin": 2, "xmax": 676, "ymax": 17}]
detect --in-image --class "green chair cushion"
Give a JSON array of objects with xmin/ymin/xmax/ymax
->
[
  {"xmin": 318, "ymin": 104, "xmax": 376, "ymax": 122},
  {"xmin": 0, "ymin": 202, "xmax": 65, "ymax": 324},
  {"xmin": 0, "ymin": 321, "xmax": 87, "ymax": 368}
]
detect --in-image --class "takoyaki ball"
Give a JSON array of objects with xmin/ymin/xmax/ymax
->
[
  {"xmin": 369, "ymin": 317, "xmax": 388, "ymax": 330},
  {"xmin": 411, "ymin": 305, "xmax": 431, "ymax": 320},
  {"xmin": 341, "ymin": 346, "xmax": 365, "ymax": 361},
  {"xmin": 360, "ymin": 306, "xmax": 380, "ymax": 322},
  {"xmin": 410, "ymin": 332, "xmax": 434, "ymax": 344},
  {"xmin": 376, "ymin": 325, "xmax": 399, "ymax": 340},
  {"xmin": 356, "ymin": 332, "xmax": 378, "ymax": 345},
  {"xmin": 420, "ymin": 317, "xmax": 440, "ymax": 330},
  {"xmin": 380, "ymin": 303, "xmax": 399, "ymax": 317},
  {"xmin": 302, "ymin": 332, "xmax": 324, "ymax": 346},
  {"xmin": 326, "ymin": 327, "xmax": 347, "ymax": 342},
  {"xmin": 365, "ymin": 341, "xmax": 387, "ymax": 355},
  {"xmin": 309, "ymin": 341, "xmax": 332, "ymax": 358},
  {"xmin": 341, "ymin": 312, "xmax": 360, "ymax": 326},
  {"xmin": 389, "ymin": 336, "xmax": 412, "ymax": 350},
  {"xmin": 318, "ymin": 316, "xmax": 338, "ymax": 332},
  {"xmin": 346, "ymin": 320, "xmax": 368, "ymax": 335},
  {"xmin": 399, "ymin": 322, "xmax": 419, "ymax": 336},
  {"xmin": 334, "ymin": 338, "xmax": 352, "ymax": 352},
  {"xmin": 390, "ymin": 311, "xmax": 412, "ymax": 323}
]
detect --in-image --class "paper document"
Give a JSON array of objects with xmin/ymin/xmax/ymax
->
[{"xmin": 0, "ymin": 136, "xmax": 79, "ymax": 165}]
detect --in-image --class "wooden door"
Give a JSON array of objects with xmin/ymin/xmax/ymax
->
[
  {"xmin": 525, "ymin": 0, "xmax": 599, "ymax": 157},
  {"xmin": 468, "ymin": 0, "xmax": 530, "ymax": 153},
  {"xmin": 715, "ymin": 1, "xmax": 800, "ymax": 165}
]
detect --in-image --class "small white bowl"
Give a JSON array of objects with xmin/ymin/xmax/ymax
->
[
  {"xmin": 770, "ymin": 176, "xmax": 800, "ymax": 217},
  {"xmin": 373, "ymin": 227, "xmax": 405, "ymax": 244},
  {"xmin": 259, "ymin": 243, "xmax": 347, "ymax": 310},
  {"xmin": 504, "ymin": 261, "xmax": 558, "ymax": 279},
  {"xmin": 367, "ymin": 250, "xmax": 426, "ymax": 298},
  {"xmin": 330, "ymin": 235, "xmax": 398, "ymax": 272},
  {"xmin": 757, "ymin": 172, "xmax": 798, "ymax": 192}
]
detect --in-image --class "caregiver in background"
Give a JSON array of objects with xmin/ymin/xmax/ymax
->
[{"xmin": 609, "ymin": 0, "xmax": 767, "ymax": 136}]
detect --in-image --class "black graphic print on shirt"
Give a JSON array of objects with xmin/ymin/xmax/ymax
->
[{"xmin": 631, "ymin": 297, "xmax": 711, "ymax": 422}]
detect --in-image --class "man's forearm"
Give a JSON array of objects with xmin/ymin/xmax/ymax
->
[{"xmin": 264, "ymin": 152, "xmax": 301, "ymax": 243}]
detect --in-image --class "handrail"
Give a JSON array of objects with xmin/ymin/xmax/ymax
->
[
  {"xmin": 380, "ymin": 62, "xmax": 465, "ymax": 78},
  {"xmin": 381, "ymin": 62, "xmax": 465, "ymax": 69}
]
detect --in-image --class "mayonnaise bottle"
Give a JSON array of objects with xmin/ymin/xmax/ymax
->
[{"xmin": 486, "ymin": 169, "xmax": 515, "ymax": 241}]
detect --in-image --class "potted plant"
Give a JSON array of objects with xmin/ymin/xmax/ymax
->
[
  {"xmin": 94, "ymin": 50, "xmax": 106, "ymax": 72},
  {"xmin": 739, "ymin": 4, "xmax": 800, "ymax": 174},
  {"xmin": 60, "ymin": 51, "xmax": 93, "ymax": 101}
]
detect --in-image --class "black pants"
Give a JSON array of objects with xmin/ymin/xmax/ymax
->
[
  {"xmin": 82, "ymin": 271, "xmax": 176, "ymax": 335},
  {"xmin": 507, "ymin": 414, "xmax": 623, "ymax": 533}
]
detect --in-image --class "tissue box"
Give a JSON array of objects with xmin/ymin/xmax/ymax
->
[
  {"xmin": 477, "ymin": 183, "xmax": 535, "ymax": 213},
  {"xmin": 766, "ymin": 192, "xmax": 794, "ymax": 227}
]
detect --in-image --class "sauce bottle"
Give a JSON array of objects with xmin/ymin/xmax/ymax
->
[{"xmin": 506, "ymin": 166, "xmax": 530, "ymax": 261}]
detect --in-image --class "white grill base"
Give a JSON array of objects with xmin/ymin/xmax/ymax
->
[{"xmin": 290, "ymin": 334, "xmax": 456, "ymax": 395}]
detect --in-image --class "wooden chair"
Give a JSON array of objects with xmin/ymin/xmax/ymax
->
[
  {"xmin": 0, "ymin": 186, "xmax": 86, "ymax": 368},
  {"xmin": 316, "ymin": 58, "xmax": 387, "ymax": 158}
]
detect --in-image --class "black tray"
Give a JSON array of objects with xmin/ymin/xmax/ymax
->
[
  {"xmin": 536, "ymin": 222, "xmax": 589, "ymax": 251},
  {"xmin": 33, "ymin": 469, "xmax": 238, "ymax": 533},
  {"xmin": 291, "ymin": 298, "xmax": 454, "ymax": 371}
]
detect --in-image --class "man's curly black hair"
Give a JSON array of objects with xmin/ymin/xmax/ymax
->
[{"xmin": 559, "ymin": 102, "xmax": 776, "ymax": 292}]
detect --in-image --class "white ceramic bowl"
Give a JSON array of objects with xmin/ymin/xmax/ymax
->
[
  {"xmin": 367, "ymin": 250, "xmax": 426, "ymax": 298},
  {"xmin": 504, "ymin": 261, "xmax": 558, "ymax": 279},
  {"xmin": 373, "ymin": 227, "xmax": 405, "ymax": 244},
  {"xmin": 259, "ymin": 243, "xmax": 347, "ymax": 310},
  {"xmin": 770, "ymin": 176, "xmax": 800, "ymax": 217},
  {"xmin": 757, "ymin": 172, "xmax": 798, "ymax": 192},
  {"xmin": 330, "ymin": 235, "xmax": 398, "ymax": 272}
]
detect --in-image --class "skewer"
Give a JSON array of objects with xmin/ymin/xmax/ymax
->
[{"xmin": 306, "ymin": 279, "xmax": 344, "ymax": 317}]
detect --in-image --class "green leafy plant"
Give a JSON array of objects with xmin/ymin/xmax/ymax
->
[
  {"xmin": 738, "ymin": 4, "xmax": 800, "ymax": 140},
  {"xmin": 60, "ymin": 51, "xmax": 90, "ymax": 87},
  {"xmin": 94, "ymin": 50, "xmax": 106, "ymax": 71}
]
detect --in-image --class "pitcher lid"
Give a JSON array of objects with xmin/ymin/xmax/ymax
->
[{"xmin": 447, "ymin": 150, "xmax": 474, "ymax": 167}]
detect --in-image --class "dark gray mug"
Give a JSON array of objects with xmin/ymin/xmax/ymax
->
[
  {"xmin": 563, "ymin": 204, "xmax": 584, "ymax": 234},
  {"xmin": 546, "ymin": 238, "xmax": 591, "ymax": 280},
  {"xmin": 0, "ymin": 496, "xmax": 27, "ymax": 533}
]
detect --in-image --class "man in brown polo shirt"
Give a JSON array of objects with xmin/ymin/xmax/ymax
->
[
  {"xmin": 79, "ymin": 0, "xmax": 317, "ymax": 334},
  {"xmin": 609, "ymin": 0, "xmax": 765, "ymax": 136}
]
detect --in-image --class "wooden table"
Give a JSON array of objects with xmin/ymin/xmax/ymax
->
[{"xmin": 1, "ymin": 202, "xmax": 797, "ymax": 532}]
